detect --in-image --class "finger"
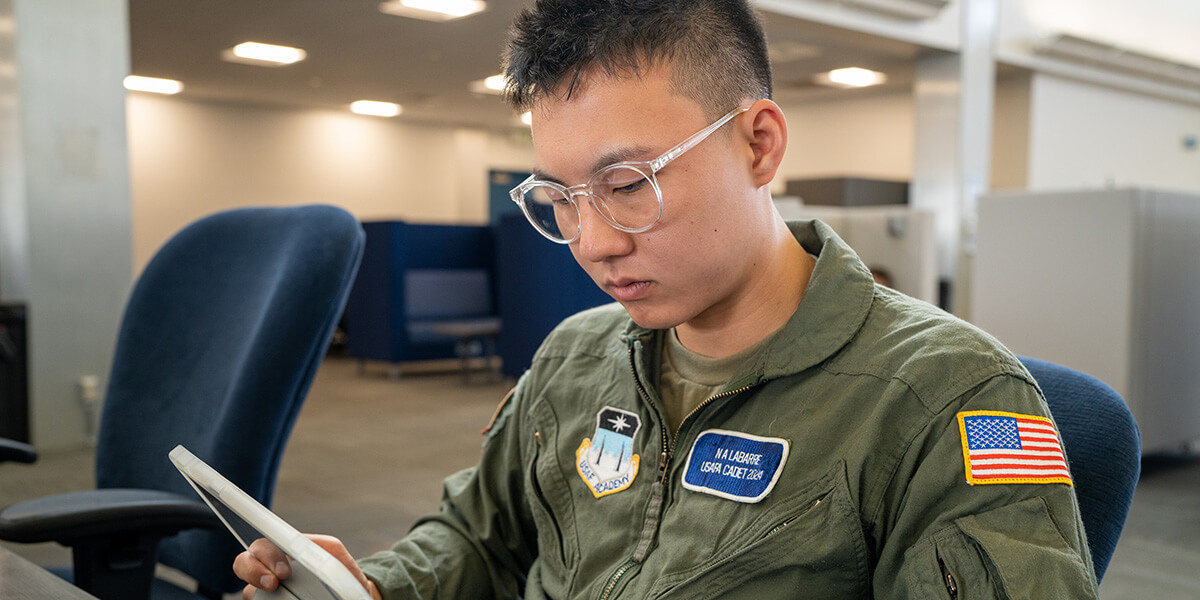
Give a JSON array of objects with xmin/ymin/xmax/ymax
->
[
  {"xmin": 306, "ymin": 534, "xmax": 375, "ymax": 593},
  {"xmin": 233, "ymin": 550, "xmax": 272, "ymax": 588},
  {"xmin": 248, "ymin": 538, "xmax": 292, "ymax": 581}
]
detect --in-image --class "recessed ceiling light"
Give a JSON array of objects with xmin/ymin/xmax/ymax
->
[
  {"xmin": 350, "ymin": 100, "xmax": 402, "ymax": 117},
  {"xmin": 814, "ymin": 67, "xmax": 887, "ymax": 88},
  {"xmin": 123, "ymin": 75, "xmax": 184, "ymax": 95},
  {"xmin": 379, "ymin": 0, "xmax": 487, "ymax": 22},
  {"xmin": 469, "ymin": 74, "xmax": 507, "ymax": 95},
  {"xmin": 221, "ymin": 42, "xmax": 307, "ymax": 67}
]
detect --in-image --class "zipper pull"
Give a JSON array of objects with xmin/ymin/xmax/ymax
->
[
  {"xmin": 936, "ymin": 554, "xmax": 959, "ymax": 599},
  {"xmin": 944, "ymin": 570, "xmax": 958, "ymax": 599},
  {"xmin": 655, "ymin": 450, "xmax": 669, "ymax": 482}
]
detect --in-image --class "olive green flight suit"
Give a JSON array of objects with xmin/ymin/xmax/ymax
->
[{"xmin": 360, "ymin": 220, "xmax": 1099, "ymax": 599}]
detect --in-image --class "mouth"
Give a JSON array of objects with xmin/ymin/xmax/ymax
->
[{"xmin": 608, "ymin": 279, "xmax": 652, "ymax": 302}]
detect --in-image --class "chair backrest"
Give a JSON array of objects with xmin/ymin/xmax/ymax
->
[
  {"xmin": 1019, "ymin": 356, "xmax": 1141, "ymax": 582},
  {"xmin": 94, "ymin": 205, "xmax": 364, "ymax": 595}
]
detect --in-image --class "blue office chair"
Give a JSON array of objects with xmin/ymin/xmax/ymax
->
[
  {"xmin": 0, "ymin": 205, "xmax": 365, "ymax": 600},
  {"xmin": 1019, "ymin": 356, "xmax": 1141, "ymax": 582},
  {"xmin": 0, "ymin": 437, "xmax": 36, "ymax": 464}
]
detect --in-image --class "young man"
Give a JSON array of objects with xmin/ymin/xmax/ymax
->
[{"xmin": 236, "ymin": 1, "xmax": 1099, "ymax": 597}]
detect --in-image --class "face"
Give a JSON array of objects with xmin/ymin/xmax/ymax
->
[{"xmin": 530, "ymin": 67, "xmax": 767, "ymax": 331}]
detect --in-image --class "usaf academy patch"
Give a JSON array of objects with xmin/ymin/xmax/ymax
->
[{"xmin": 576, "ymin": 406, "xmax": 641, "ymax": 498}]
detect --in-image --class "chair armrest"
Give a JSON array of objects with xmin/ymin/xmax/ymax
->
[
  {"xmin": 0, "ymin": 488, "xmax": 220, "ymax": 544},
  {"xmin": 0, "ymin": 438, "xmax": 36, "ymax": 464}
]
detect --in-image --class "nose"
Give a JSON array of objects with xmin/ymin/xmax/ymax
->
[{"xmin": 573, "ymin": 193, "xmax": 634, "ymax": 262}]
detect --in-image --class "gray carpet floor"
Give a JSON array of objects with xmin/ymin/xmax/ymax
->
[{"xmin": 3, "ymin": 357, "xmax": 1198, "ymax": 598}]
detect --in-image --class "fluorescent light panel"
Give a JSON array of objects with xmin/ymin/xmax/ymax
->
[
  {"xmin": 350, "ymin": 100, "xmax": 402, "ymax": 117},
  {"xmin": 814, "ymin": 67, "xmax": 887, "ymax": 88},
  {"xmin": 469, "ymin": 74, "xmax": 507, "ymax": 95},
  {"xmin": 379, "ymin": 0, "xmax": 487, "ymax": 22},
  {"xmin": 124, "ymin": 75, "xmax": 184, "ymax": 95},
  {"xmin": 221, "ymin": 42, "xmax": 307, "ymax": 67}
]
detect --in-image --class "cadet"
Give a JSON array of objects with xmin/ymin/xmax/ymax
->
[{"xmin": 236, "ymin": 0, "xmax": 1099, "ymax": 597}]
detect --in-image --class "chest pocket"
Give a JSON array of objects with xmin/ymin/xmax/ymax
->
[
  {"xmin": 525, "ymin": 409, "xmax": 579, "ymax": 595},
  {"xmin": 648, "ymin": 461, "xmax": 871, "ymax": 600}
]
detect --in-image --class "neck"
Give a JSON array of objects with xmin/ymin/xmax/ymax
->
[{"xmin": 675, "ymin": 218, "xmax": 814, "ymax": 359}]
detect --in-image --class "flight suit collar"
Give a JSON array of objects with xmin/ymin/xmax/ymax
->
[{"xmin": 623, "ymin": 219, "xmax": 876, "ymax": 390}]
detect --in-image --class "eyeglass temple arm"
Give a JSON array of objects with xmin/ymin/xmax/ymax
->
[{"xmin": 649, "ymin": 105, "xmax": 752, "ymax": 172}]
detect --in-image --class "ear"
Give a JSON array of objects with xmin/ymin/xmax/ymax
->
[{"xmin": 742, "ymin": 100, "xmax": 788, "ymax": 188}]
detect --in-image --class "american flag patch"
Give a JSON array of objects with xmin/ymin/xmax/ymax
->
[{"xmin": 958, "ymin": 410, "xmax": 1072, "ymax": 486}]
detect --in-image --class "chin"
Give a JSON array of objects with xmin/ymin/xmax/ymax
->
[{"xmin": 619, "ymin": 302, "xmax": 685, "ymax": 331}]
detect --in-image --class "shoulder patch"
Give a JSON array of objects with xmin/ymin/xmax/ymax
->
[
  {"xmin": 958, "ymin": 410, "xmax": 1072, "ymax": 486},
  {"xmin": 481, "ymin": 386, "xmax": 517, "ymax": 439}
]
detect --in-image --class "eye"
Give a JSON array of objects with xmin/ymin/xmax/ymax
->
[
  {"xmin": 598, "ymin": 167, "xmax": 651, "ymax": 197},
  {"xmin": 612, "ymin": 178, "xmax": 649, "ymax": 195}
]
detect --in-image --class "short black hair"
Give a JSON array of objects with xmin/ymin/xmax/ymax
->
[{"xmin": 503, "ymin": 0, "xmax": 772, "ymax": 119}]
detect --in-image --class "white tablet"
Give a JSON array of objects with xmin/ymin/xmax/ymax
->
[{"xmin": 169, "ymin": 445, "xmax": 373, "ymax": 600}]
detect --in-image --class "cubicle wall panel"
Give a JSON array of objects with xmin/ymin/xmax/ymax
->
[
  {"xmin": 1136, "ymin": 191, "xmax": 1200, "ymax": 451},
  {"xmin": 345, "ymin": 221, "xmax": 496, "ymax": 365},
  {"xmin": 972, "ymin": 188, "xmax": 1200, "ymax": 453},
  {"xmin": 345, "ymin": 222, "xmax": 400, "ymax": 360},
  {"xmin": 971, "ymin": 190, "xmax": 1138, "ymax": 399},
  {"xmin": 495, "ymin": 214, "xmax": 611, "ymax": 378}
]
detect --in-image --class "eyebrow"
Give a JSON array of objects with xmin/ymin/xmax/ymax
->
[{"xmin": 533, "ymin": 145, "xmax": 654, "ymax": 187}]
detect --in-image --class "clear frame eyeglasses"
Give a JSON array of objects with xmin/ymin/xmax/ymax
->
[{"xmin": 509, "ymin": 104, "xmax": 752, "ymax": 244}]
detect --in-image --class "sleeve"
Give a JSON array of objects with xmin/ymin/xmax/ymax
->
[
  {"xmin": 874, "ymin": 372, "xmax": 1100, "ymax": 599},
  {"xmin": 356, "ymin": 376, "xmax": 537, "ymax": 600}
]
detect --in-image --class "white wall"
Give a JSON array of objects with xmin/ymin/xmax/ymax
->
[
  {"xmin": 990, "ymin": 72, "xmax": 1032, "ymax": 190},
  {"xmin": 127, "ymin": 54, "xmax": 1200, "ymax": 276},
  {"xmin": 774, "ymin": 89, "xmax": 915, "ymax": 191},
  {"xmin": 127, "ymin": 94, "xmax": 534, "ymax": 271},
  {"xmin": 129, "ymin": 91, "xmax": 921, "ymax": 271},
  {"xmin": 1025, "ymin": 73, "xmax": 1200, "ymax": 193}
]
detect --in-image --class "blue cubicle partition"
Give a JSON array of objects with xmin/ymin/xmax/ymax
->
[
  {"xmin": 495, "ymin": 213, "xmax": 612, "ymax": 378},
  {"xmin": 345, "ymin": 221, "xmax": 496, "ymax": 366}
]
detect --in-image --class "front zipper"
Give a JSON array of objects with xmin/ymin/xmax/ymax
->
[
  {"xmin": 936, "ymin": 552, "xmax": 959, "ymax": 599},
  {"xmin": 595, "ymin": 347, "xmax": 665, "ymax": 600},
  {"xmin": 762, "ymin": 496, "xmax": 824, "ymax": 539},
  {"xmin": 703, "ymin": 495, "xmax": 826, "ymax": 573},
  {"xmin": 596, "ymin": 342, "xmax": 761, "ymax": 599}
]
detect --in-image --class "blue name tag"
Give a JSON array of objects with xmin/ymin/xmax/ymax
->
[{"xmin": 682, "ymin": 429, "xmax": 789, "ymax": 503}]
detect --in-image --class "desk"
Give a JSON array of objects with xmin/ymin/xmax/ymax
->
[
  {"xmin": 0, "ymin": 545, "xmax": 98, "ymax": 599},
  {"xmin": 431, "ymin": 318, "xmax": 502, "ymax": 383}
]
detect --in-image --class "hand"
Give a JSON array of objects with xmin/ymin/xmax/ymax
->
[{"xmin": 233, "ymin": 534, "xmax": 381, "ymax": 600}]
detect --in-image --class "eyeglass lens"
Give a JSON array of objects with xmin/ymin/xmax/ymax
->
[{"xmin": 521, "ymin": 165, "xmax": 660, "ymax": 242}]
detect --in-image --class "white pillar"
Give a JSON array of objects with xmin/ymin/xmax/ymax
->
[
  {"xmin": 910, "ymin": 0, "xmax": 997, "ymax": 315},
  {"xmin": 1, "ymin": 0, "xmax": 132, "ymax": 449}
]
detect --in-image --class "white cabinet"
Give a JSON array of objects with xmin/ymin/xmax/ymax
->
[{"xmin": 970, "ymin": 188, "xmax": 1200, "ymax": 453}]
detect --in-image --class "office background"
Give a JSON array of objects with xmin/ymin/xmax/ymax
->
[
  {"xmin": 1, "ymin": 0, "xmax": 1198, "ymax": 449},
  {"xmin": 1, "ymin": 0, "xmax": 1199, "ymax": 597}
]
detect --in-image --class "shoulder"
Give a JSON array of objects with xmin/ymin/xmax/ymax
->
[
  {"xmin": 828, "ymin": 286, "xmax": 1035, "ymax": 414},
  {"xmin": 532, "ymin": 301, "xmax": 631, "ymax": 362}
]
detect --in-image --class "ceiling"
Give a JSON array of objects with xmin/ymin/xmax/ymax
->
[{"xmin": 128, "ymin": 0, "xmax": 931, "ymax": 131}]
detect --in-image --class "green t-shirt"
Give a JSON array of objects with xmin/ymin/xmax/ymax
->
[{"xmin": 658, "ymin": 329, "xmax": 769, "ymax": 435}]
